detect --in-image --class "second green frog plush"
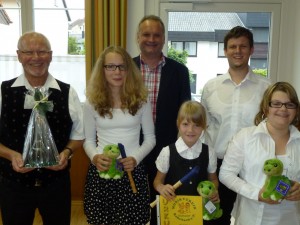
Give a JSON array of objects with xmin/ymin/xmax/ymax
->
[
  {"xmin": 99, "ymin": 144, "xmax": 124, "ymax": 179},
  {"xmin": 197, "ymin": 180, "xmax": 223, "ymax": 220},
  {"xmin": 261, "ymin": 158, "xmax": 291, "ymax": 201}
]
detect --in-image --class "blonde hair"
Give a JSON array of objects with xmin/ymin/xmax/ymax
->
[
  {"xmin": 254, "ymin": 82, "xmax": 300, "ymax": 126},
  {"xmin": 86, "ymin": 46, "xmax": 147, "ymax": 118},
  {"xmin": 177, "ymin": 100, "xmax": 207, "ymax": 129}
]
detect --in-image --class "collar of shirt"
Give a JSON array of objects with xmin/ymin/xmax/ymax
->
[
  {"xmin": 140, "ymin": 53, "xmax": 166, "ymax": 69},
  {"xmin": 175, "ymin": 136, "xmax": 203, "ymax": 159},
  {"xmin": 11, "ymin": 74, "xmax": 61, "ymax": 110},
  {"xmin": 223, "ymin": 67, "xmax": 257, "ymax": 86},
  {"xmin": 254, "ymin": 120, "xmax": 300, "ymax": 141},
  {"xmin": 11, "ymin": 73, "xmax": 61, "ymax": 91}
]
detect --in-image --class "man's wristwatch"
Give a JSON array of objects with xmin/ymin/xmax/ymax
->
[{"xmin": 64, "ymin": 147, "xmax": 74, "ymax": 159}]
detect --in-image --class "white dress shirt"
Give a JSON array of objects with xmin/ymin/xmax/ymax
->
[
  {"xmin": 0, "ymin": 74, "xmax": 84, "ymax": 140},
  {"xmin": 201, "ymin": 68, "xmax": 272, "ymax": 159},
  {"xmin": 155, "ymin": 136, "xmax": 217, "ymax": 174},
  {"xmin": 219, "ymin": 121, "xmax": 300, "ymax": 225}
]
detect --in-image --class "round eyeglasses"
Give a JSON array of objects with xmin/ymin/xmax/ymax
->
[{"xmin": 19, "ymin": 50, "xmax": 52, "ymax": 57}]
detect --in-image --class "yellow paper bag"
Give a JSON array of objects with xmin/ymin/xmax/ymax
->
[{"xmin": 158, "ymin": 195, "xmax": 203, "ymax": 225}]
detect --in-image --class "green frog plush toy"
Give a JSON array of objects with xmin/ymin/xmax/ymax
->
[
  {"xmin": 261, "ymin": 158, "xmax": 291, "ymax": 201},
  {"xmin": 99, "ymin": 144, "xmax": 124, "ymax": 179},
  {"xmin": 197, "ymin": 180, "xmax": 223, "ymax": 220}
]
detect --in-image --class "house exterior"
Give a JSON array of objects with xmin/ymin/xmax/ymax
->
[{"xmin": 68, "ymin": 18, "xmax": 85, "ymax": 53}]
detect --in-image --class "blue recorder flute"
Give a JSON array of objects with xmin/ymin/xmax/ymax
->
[
  {"xmin": 150, "ymin": 165, "xmax": 200, "ymax": 208},
  {"xmin": 118, "ymin": 143, "xmax": 138, "ymax": 194}
]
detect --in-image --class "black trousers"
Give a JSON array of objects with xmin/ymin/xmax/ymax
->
[{"xmin": 0, "ymin": 173, "xmax": 71, "ymax": 225}]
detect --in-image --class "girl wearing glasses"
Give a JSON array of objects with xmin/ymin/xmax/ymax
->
[
  {"xmin": 83, "ymin": 46, "xmax": 155, "ymax": 225},
  {"xmin": 219, "ymin": 82, "xmax": 300, "ymax": 225}
]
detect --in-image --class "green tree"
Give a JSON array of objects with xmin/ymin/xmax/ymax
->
[
  {"xmin": 79, "ymin": 41, "xmax": 86, "ymax": 55},
  {"xmin": 253, "ymin": 68, "xmax": 268, "ymax": 77},
  {"xmin": 167, "ymin": 45, "xmax": 195, "ymax": 83},
  {"xmin": 68, "ymin": 37, "xmax": 80, "ymax": 55}
]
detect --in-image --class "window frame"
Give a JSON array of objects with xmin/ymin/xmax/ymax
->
[
  {"xmin": 218, "ymin": 42, "xmax": 225, "ymax": 58},
  {"xmin": 160, "ymin": 1, "xmax": 281, "ymax": 83}
]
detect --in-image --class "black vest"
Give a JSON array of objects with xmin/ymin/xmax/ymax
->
[
  {"xmin": 0, "ymin": 78, "xmax": 73, "ymax": 187},
  {"xmin": 165, "ymin": 143, "xmax": 209, "ymax": 196}
]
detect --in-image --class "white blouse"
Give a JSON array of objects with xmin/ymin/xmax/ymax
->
[
  {"xmin": 219, "ymin": 121, "xmax": 300, "ymax": 225},
  {"xmin": 155, "ymin": 136, "xmax": 217, "ymax": 174}
]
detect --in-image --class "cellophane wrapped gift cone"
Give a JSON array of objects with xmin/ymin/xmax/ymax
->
[{"xmin": 22, "ymin": 87, "xmax": 60, "ymax": 168}]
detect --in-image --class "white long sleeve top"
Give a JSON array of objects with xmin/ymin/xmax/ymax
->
[
  {"xmin": 219, "ymin": 121, "xmax": 300, "ymax": 225},
  {"xmin": 83, "ymin": 99, "xmax": 156, "ymax": 165},
  {"xmin": 201, "ymin": 68, "xmax": 271, "ymax": 159}
]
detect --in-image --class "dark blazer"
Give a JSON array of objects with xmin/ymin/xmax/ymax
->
[{"xmin": 133, "ymin": 56, "xmax": 191, "ymax": 169}]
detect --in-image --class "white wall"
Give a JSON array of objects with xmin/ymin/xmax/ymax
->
[
  {"xmin": 126, "ymin": 1, "xmax": 144, "ymax": 57},
  {"xmin": 126, "ymin": 0, "xmax": 161, "ymax": 57},
  {"xmin": 127, "ymin": 0, "xmax": 300, "ymax": 94},
  {"xmin": 290, "ymin": 0, "xmax": 300, "ymax": 90}
]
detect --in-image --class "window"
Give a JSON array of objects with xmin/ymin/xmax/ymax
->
[
  {"xmin": 190, "ymin": 74, "xmax": 197, "ymax": 94},
  {"xmin": 218, "ymin": 43, "xmax": 225, "ymax": 57},
  {"xmin": 171, "ymin": 41, "xmax": 197, "ymax": 56},
  {"xmin": 185, "ymin": 42, "xmax": 197, "ymax": 56},
  {"xmin": 160, "ymin": 2, "xmax": 280, "ymax": 96},
  {"xmin": 171, "ymin": 41, "xmax": 184, "ymax": 51},
  {"xmin": 0, "ymin": 0, "xmax": 86, "ymax": 101}
]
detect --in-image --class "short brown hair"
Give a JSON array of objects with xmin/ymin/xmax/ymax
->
[
  {"xmin": 137, "ymin": 15, "xmax": 165, "ymax": 34},
  {"xmin": 224, "ymin": 26, "xmax": 253, "ymax": 49}
]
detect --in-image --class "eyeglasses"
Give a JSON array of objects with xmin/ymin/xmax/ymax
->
[
  {"xmin": 104, "ymin": 64, "xmax": 127, "ymax": 71},
  {"xmin": 19, "ymin": 50, "xmax": 52, "ymax": 57},
  {"xmin": 269, "ymin": 101, "xmax": 298, "ymax": 109}
]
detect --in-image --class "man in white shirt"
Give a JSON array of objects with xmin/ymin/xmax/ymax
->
[{"xmin": 201, "ymin": 26, "xmax": 272, "ymax": 225}]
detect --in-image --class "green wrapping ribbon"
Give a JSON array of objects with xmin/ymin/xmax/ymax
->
[{"xmin": 33, "ymin": 88, "xmax": 53, "ymax": 114}]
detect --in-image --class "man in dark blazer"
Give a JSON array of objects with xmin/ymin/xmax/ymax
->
[{"xmin": 133, "ymin": 15, "xmax": 191, "ymax": 225}]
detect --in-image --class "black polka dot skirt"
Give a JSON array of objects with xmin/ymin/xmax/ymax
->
[{"xmin": 84, "ymin": 163, "xmax": 150, "ymax": 225}]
